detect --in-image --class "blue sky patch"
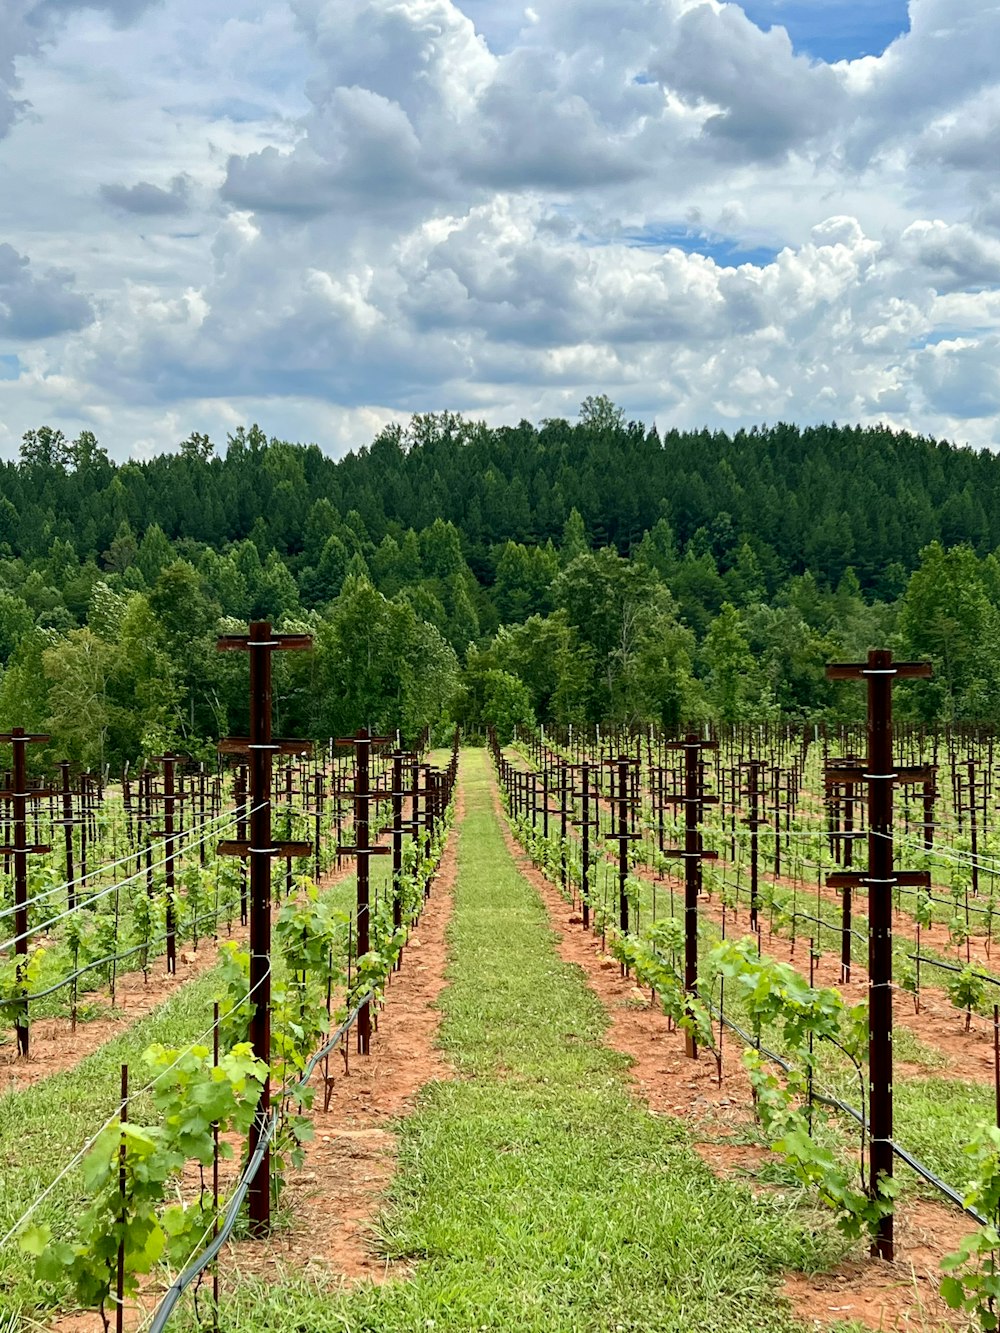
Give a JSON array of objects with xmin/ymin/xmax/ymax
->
[
  {"xmin": 739, "ymin": 1, "xmax": 911, "ymax": 62},
  {"xmin": 911, "ymin": 330, "xmax": 979, "ymax": 349},
  {"xmin": 626, "ymin": 225, "xmax": 781, "ymax": 269},
  {"xmin": 0, "ymin": 355, "xmax": 20, "ymax": 381}
]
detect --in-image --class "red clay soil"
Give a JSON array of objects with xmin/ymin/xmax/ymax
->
[
  {"xmin": 220, "ymin": 784, "xmax": 462, "ymax": 1291},
  {"xmin": 589, "ymin": 830, "xmax": 1000, "ymax": 1082},
  {"xmin": 736, "ymin": 853, "xmax": 1000, "ymax": 977},
  {"xmin": 2, "ymin": 861, "xmax": 358, "ymax": 1093},
  {"xmin": 653, "ymin": 872, "xmax": 1000, "ymax": 1083},
  {"xmin": 45, "ymin": 792, "xmax": 461, "ymax": 1333},
  {"xmin": 488, "ymin": 770, "xmax": 968, "ymax": 1333}
]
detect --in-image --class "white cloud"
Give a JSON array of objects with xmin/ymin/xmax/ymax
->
[{"xmin": 0, "ymin": 0, "xmax": 999, "ymax": 458}]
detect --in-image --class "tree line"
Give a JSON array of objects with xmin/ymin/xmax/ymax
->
[{"xmin": 0, "ymin": 401, "xmax": 996, "ymax": 768}]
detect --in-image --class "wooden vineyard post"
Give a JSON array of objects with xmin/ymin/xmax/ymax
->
[
  {"xmin": 826, "ymin": 649, "xmax": 932, "ymax": 1261},
  {"xmin": 968, "ymin": 760, "xmax": 981, "ymax": 897},
  {"xmin": 663, "ymin": 734, "xmax": 719, "ymax": 1059},
  {"xmin": 923, "ymin": 770, "xmax": 936, "ymax": 852},
  {"xmin": 825, "ymin": 756, "xmax": 863, "ymax": 983},
  {"xmin": 388, "ymin": 750, "xmax": 409, "ymax": 969},
  {"xmin": 57, "ymin": 759, "xmax": 77, "ymax": 910},
  {"xmin": 842, "ymin": 768, "xmax": 856, "ymax": 981},
  {"xmin": 312, "ymin": 767, "xmax": 323, "ymax": 881},
  {"xmin": 605, "ymin": 755, "xmax": 640, "ymax": 940},
  {"xmin": 198, "ymin": 764, "xmax": 208, "ymax": 869},
  {"xmin": 559, "ymin": 761, "xmax": 568, "ymax": 896},
  {"xmin": 216, "ymin": 621, "xmax": 313, "ymax": 1236},
  {"xmin": 235, "ymin": 763, "xmax": 248, "ymax": 926},
  {"xmin": 336, "ymin": 730, "xmax": 391, "ymax": 1055},
  {"xmin": 150, "ymin": 755, "xmax": 183, "ymax": 973},
  {"xmin": 0, "ymin": 728, "xmax": 52, "ymax": 1057}
]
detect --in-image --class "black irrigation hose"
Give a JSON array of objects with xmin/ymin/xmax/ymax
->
[
  {"xmin": 790, "ymin": 908, "xmax": 865, "ymax": 941},
  {"xmin": 15, "ymin": 906, "xmax": 229, "ymax": 1003},
  {"xmin": 907, "ymin": 953, "xmax": 1000, "ymax": 988},
  {"xmin": 147, "ymin": 986, "xmax": 375, "ymax": 1333},
  {"xmin": 712, "ymin": 1006, "xmax": 986, "ymax": 1225}
]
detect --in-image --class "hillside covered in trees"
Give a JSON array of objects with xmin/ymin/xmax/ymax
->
[{"xmin": 1, "ymin": 400, "xmax": 998, "ymax": 768}]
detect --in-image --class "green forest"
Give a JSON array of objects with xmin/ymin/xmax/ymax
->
[{"xmin": 1, "ymin": 397, "xmax": 997, "ymax": 768}]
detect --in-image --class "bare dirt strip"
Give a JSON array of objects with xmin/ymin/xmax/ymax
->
[
  {"xmin": 47, "ymin": 784, "xmax": 461, "ymax": 1332},
  {"xmin": 1, "ymin": 861, "xmax": 362, "ymax": 1093},
  {"xmin": 488, "ymin": 767, "xmax": 967, "ymax": 1333}
]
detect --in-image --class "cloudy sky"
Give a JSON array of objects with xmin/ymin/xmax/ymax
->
[{"xmin": 0, "ymin": 0, "xmax": 998, "ymax": 461}]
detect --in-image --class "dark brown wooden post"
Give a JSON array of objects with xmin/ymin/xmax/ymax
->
[
  {"xmin": 576, "ymin": 762, "xmax": 596, "ymax": 930},
  {"xmin": 152, "ymin": 755, "xmax": 180, "ymax": 974},
  {"xmin": 390, "ymin": 751, "xmax": 407, "ymax": 968},
  {"xmin": 216, "ymin": 621, "xmax": 313, "ymax": 1236},
  {"xmin": 617, "ymin": 757, "xmax": 630, "ymax": 935},
  {"xmin": 335, "ymin": 729, "xmax": 391, "ymax": 1054},
  {"xmin": 664, "ymin": 734, "xmax": 719, "ymax": 1059},
  {"xmin": 55, "ymin": 759, "xmax": 79, "ymax": 911},
  {"xmin": 826, "ymin": 649, "xmax": 932, "ymax": 1261},
  {"xmin": 969, "ymin": 760, "xmax": 981, "ymax": 898},
  {"xmin": 0, "ymin": 729, "xmax": 52, "ymax": 1056},
  {"xmin": 559, "ymin": 761, "xmax": 568, "ymax": 895},
  {"xmin": 744, "ymin": 758, "xmax": 764, "ymax": 933}
]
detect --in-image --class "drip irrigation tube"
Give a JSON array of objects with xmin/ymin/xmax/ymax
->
[
  {"xmin": 146, "ymin": 985, "xmax": 375, "ymax": 1333},
  {"xmin": 18, "ymin": 906, "xmax": 232, "ymax": 1002},
  {"xmin": 712, "ymin": 1006, "xmax": 986, "ymax": 1224}
]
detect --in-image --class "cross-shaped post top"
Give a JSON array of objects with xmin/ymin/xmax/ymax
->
[
  {"xmin": 666, "ymin": 733, "xmax": 718, "ymax": 752},
  {"xmin": 826, "ymin": 647, "xmax": 932, "ymax": 681},
  {"xmin": 216, "ymin": 619, "xmax": 313, "ymax": 653},
  {"xmin": 0, "ymin": 728, "xmax": 50, "ymax": 745},
  {"xmin": 335, "ymin": 728, "xmax": 391, "ymax": 748}
]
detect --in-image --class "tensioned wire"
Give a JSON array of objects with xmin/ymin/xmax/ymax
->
[
  {"xmin": 0, "ymin": 803, "xmax": 269, "ymax": 952},
  {"xmin": 0, "ymin": 964, "xmax": 271, "ymax": 1251},
  {"xmin": 0, "ymin": 799, "xmax": 248, "ymax": 924}
]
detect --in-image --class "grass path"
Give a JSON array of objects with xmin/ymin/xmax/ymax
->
[{"xmin": 210, "ymin": 749, "xmax": 841, "ymax": 1332}]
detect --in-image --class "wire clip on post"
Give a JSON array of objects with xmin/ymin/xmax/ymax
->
[
  {"xmin": 663, "ymin": 733, "xmax": 719, "ymax": 1061},
  {"xmin": 216, "ymin": 620, "xmax": 313, "ymax": 1238},
  {"xmin": 825, "ymin": 648, "xmax": 932, "ymax": 1262}
]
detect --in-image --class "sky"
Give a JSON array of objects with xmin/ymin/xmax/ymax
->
[{"xmin": 0, "ymin": 0, "xmax": 999, "ymax": 461}]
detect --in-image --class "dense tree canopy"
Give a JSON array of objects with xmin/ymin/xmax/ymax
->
[{"xmin": 1, "ymin": 402, "xmax": 998, "ymax": 766}]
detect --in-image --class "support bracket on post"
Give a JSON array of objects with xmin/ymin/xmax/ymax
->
[
  {"xmin": 216, "ymin": 622, "xmax": 313, "ymax": 1238},
  {"xmin": 825, "ymin": 650, "xmax": 931, "ymax": 1262},
  {"xmin": 663, "ymin": 734, "xmax": 718, "ymax": 1060}
]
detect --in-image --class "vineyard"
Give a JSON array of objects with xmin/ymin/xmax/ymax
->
[{"xmin": 6, "ymin": 637, "xmax": 1000, "ymax": 1331}]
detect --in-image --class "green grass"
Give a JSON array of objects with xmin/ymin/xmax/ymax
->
[
  {"xmin": 0, "ymin": 964, "xmax": 232, "ymax": 1314},
  {"xmin": 182, "ymin": 749, "xmax": 849, "ymax": 1332},
  {"xmin": 576, "ymin": 827, "xmax": 992, "ymax": 1205},
  {"xmin": 0, "ymin": 863, "xmax": 367, "ymax": 1318}
]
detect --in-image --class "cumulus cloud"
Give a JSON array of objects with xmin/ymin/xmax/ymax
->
[
  {"xmin": 655, "ymin": 3, "xmax": 846, "ymax": 161},
  {"xmin": 917, "ymin": 335, "xmax": 1000, "ymax": 419},
  {"xmin": 0, "ymin": 2, "xmax": 40, "ymax": 139},
  {"xmin": 0, "ymin": 243, "xmax": 93, "ymax": 338},
  {"xmin": 223, "ymin": 90, "xmax": 436, "ymax": 216},
  {"xmin": 3, "ymin": 0, "xmax": 1000, "ymax": 458}
]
